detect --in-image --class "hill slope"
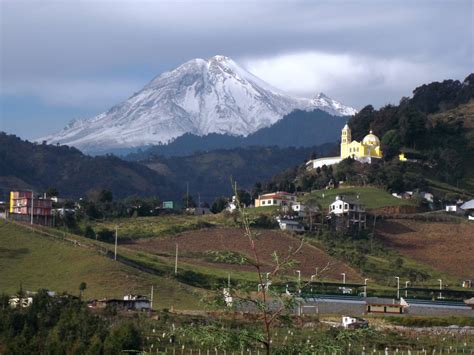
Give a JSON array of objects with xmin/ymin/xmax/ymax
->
[
  {"xmin": 377, "ymin": 219, "xmax": 474, "ymax": 279},
  {"xmin": 0, "ymin": 220, "xmax": 201, "ymax": 309},
  {"xmin": 0, "ymin": 132, "xmax": 334, "ymax": 202},
  {"xmin": 0, "ymin": 132, "xmax": 176, "ymax": 200},
  {"xmin": 126, "ymin": 109, "xmax": 345, "ymax": 159},
  {"xmin": 142, "ymin": 145, "xmax": 336, "ymax": 202}
]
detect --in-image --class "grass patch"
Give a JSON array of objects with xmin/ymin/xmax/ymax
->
[
  {"xmin": 88, "ymin": 214, "xmax": 232, "ymax": 240},
  {"xmin": 0, "ymin": 220, "xmax": 205, "ymax": 310},
  {"xmin": 301, "ymin": 186, "xmax": 415, "ymax": 210}
]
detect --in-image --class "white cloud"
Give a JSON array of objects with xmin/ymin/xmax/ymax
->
[{"xmin": 243, "ymin": 51, "xmax": 459, "ymax": 108}]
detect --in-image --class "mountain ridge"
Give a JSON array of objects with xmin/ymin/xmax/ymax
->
[
  {"xmin": 125, "ymin": 109, "xmax": 346, "ymax": 159},
  {"xmin": 38, "ymin": 55, "xmax": 356, "ymax": 154}
]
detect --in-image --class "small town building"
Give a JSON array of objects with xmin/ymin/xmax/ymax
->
[
  {"xmin": 291, "ymin": 202, "xmax": 310, "ymax": 216},
  {"xmin": 366, "ymin": 297, "xmax": 404, "ymax": 314},
  {"xmin": 89, "ymin": 295, "xmax": 150, "ymax": 311},
  {"xmin": 341, "ymin": 316, "xmax": 369, "ymax": 329},
  {"xmin": 446, "ymin": 205, "xmax": 460, "ymax": 212},
  {"xmin": 9, "ymin": 190, "xmax": 53, "ymax": 225},
  {"xmin": 460, "ymin": 199, "xmax": 474, "ymax": 221},
  {"xmin": 162, "ymin": 201, "xmax": 174, "ymax": 209},
  {"xmin": 275, "ymin": 217, "xmax": 305, "ymax": 232},
  {"xmin": 254, "ymin": 191, "xmax": 296, "ymax": 207},
  {"xmin": 328, "ymin": 195, "xmax": 366, "ymax": 231},
  {"xmin": 306, "ymin": 124, "xmax": 383, "ymax": 169}
]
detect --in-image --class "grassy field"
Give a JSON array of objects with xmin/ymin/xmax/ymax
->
[
  {"xmin": 301, "ymin": 186, "xmax": 415, "ymax": 210},
  {"xmin": 0, "ymin": 220, "xmax": 204, "ymax": 310},
  {"xmin": 88, "ymin": 213, "xmax": 232, "ymax": 240}
]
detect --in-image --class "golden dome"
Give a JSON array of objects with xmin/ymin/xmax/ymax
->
[{"xmin": 362, "ymin": 130, "xmax": 380, "ymax": 146}]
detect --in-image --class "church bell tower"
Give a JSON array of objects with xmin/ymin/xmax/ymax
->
[{"xmin": 341, "ymin": 123, "xmax": 351, "ymax": 158}]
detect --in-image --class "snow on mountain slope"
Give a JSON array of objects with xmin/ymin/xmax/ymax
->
[{"xmin": 39, "ymin": 55, "xmax": 357, "ymax": 153}]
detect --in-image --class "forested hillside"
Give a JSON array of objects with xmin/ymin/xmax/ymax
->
[
  {"xmin": 0, "ymin": 133, "xmax": 334, "ymax": 202},
  {"xmin": 125, "ymin": 109, "xmax": 344, "ymax": 159},
  {"xmin": 0, "ymin": 133, "xmax": 177, "ymax": 200},
  {"xmin": 142, "ymin": 144, "xmax": 336, "ymax": 202}
]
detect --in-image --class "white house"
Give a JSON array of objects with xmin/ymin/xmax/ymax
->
[
  {"xmin": 123, "ymin": 294, "xmax": 151, "ymax": 311},
  {"xmin": 446, "ymin": 205, "xmax": 464, "ymax": 213},
  {"xmin": 276, "ymin": 217, "xmax": 305, "ymax": 232},
  {"xmin": 255, "ymin": 191, "xmax": 296, "ymax": 208},
  {"xmin": 460, "ymin": 199, "xmax": 474, "ymax": 221},
  {"xmin": 341, "ymin": 316, "xmax": 368, "ymax": 329},
  {"xmin": 329, "ymin": 196, "xmax": 366, "ymax": 229},
  {"xmin": 329, "ymin": 196, "xmax": 365, "ymax": 215}
]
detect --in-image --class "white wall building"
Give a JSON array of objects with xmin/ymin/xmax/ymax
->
[
  {"xmin": 255, "ymin": 191, "xmax": 296, "ymax": 207},
  {"xmin": 276, "ymin": 217, "xmax": 305, "ymax": 232},
  {"xmin": 329, "ymin": 196, "xmax": 365, "ymax": 215},
  {"xmin": 329, "ymin": 196, "xmax": 366, "ymax": 229},
  {"xmin": 342, "ymin": 316, "xmax": 368, "ymax": 329}
]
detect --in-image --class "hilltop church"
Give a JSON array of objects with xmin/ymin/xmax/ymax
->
[{"xmin": 306, "ymin": 124, "xmax": 383, "ymax": 169}]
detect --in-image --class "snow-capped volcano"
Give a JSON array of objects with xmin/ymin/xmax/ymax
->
[{"xmin": 39, "ymin": 55, "xmax": 357, "ymax": 153}]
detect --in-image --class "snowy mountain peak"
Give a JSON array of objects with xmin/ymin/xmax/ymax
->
[
  {"xmin": 209, "ymin": 54, "xmax": 231, "ymax": 62},
  {"xmin": 39, "ymin": 56, "xmax": 357, "ymax": 154},
  {"xmin": 311, "ymin": 92, "xmax": 357, "ymax": 116}
]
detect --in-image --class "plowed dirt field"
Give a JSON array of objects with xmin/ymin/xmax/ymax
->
[
  {"xmin": 377, "ymin": 219, "xmax": 474, "ymax": 279},
  {"xmin": 129, "ymin": 227, "xmax": 361, "ymax": 281}
]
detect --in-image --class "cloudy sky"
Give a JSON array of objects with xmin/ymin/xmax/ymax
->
[{"xmin": 1, "ymin": 0, "xmax": 472, "ymax": 139}]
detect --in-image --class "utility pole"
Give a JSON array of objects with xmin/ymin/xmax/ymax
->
[
  {"xmin": 364, "ymin": 278, "xmax": 369, "ymax": 297},
  {"xmin": 438, "ymin": 279, "xmax": 443, "ymax": 299},
  {"xmin": 114, "ymin": 226, "xmax": 118, "ymax": 260},
  {"xmin": 150, "ymin": 285, "xmax": 154, "ymax": 310},
  {"xmin": 227, "ymin": 273, "xmax": 231, "ymax": 288},
  {"xmin": 30, "ymin": 190, "xmax": 34, "ymax": 225},
  {"xmin": 405, "ymin": 281, "xmax": 410, "ymax": 298},
  {"xmin": 174, "ymin": 243, "xmax": 178, "ymax": 275},
  {"xmin": 395, "ymin": 276, "xmax": 400, "ymax": 299},
  {"xmin": 186, "ymin": 182, "xmax": 189, "ymax": 209}
]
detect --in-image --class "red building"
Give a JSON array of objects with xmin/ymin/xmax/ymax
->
[{"xmin": 9, "ymin": 191, "xmax": 53, "ymax": 225}]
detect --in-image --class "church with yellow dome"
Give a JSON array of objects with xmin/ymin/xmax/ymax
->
[{"xmin": 306, "ymin": 124, "xmax": 383, "ymax": 169}]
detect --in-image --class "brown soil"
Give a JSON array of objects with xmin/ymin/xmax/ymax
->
[
  {"xmin": 129, "ymin": 227, "xmax": 361, "ymax": 281},
  {"xmin": 369, "ymin": 205, "xmax": 418, "ymax": 215},
  {"xmin": 376, "ymin": 219, "xmax": 474, "ymax": 279}
]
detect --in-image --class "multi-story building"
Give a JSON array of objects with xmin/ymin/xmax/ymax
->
[
  {"xmin": 9, "ymin": 191, "xmax": 53, "ymax": 225},
  {"xmin": 328, "ymin": 195, "xmax": 366, "ymax": 231}
]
